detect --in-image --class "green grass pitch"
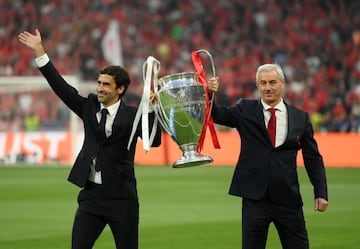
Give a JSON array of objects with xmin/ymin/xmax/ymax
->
[{"xmin": 0, "ymin": 165, "xmax": 359, "ymax": 249}]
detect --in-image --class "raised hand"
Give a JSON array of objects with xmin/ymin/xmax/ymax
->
[{"xmin": 18, "ymin": 29, "xmax": 45, "ymax": 56}]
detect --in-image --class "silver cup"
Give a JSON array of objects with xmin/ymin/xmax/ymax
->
[{"xmin": 154, "ymin": 72, "xmax": 213, "ymax": 168}]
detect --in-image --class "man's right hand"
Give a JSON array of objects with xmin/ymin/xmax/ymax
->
[
  {"xmin": 208, "ymin": 77, "xmax": 220, "ymax": 93},
  {"xmin": 18, "ymin": 29, "xmax": 45, "ymax": 57}
]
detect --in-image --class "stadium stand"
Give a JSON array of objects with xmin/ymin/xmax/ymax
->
[{"xmin": 1, "ymin": 0, "xmax": 360, "ymax": 132}]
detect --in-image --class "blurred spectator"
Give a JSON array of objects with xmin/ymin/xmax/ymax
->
[
  {"xmin": 1, "ymin": 0, "xmax": 360, "ymax": 132},
  {"xmin": 24, "ymin": 110, "xmax": 40, "ymax": 131},
  {"xmin": 331, "ymin": 98, "xmax": 351, "ymax": 132}
]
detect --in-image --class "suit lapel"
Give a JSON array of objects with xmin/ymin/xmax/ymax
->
[
  {"xmin": 285, "ymin": 101, "xmax": 301, "ymax": 144},
  {"xmin": 256, "ymin": 100, "xmax": 268, "ymax": 134},
  {"xmin": 278, "ymin": 102, "xmax": 301, "ymax": 149},
  {"xmin": 93, "ymin": 105, "xmax": 101, "ymax": 124},
  {"xmin": 109, "ymin": 101, "xmax": 127, "ymax": 139},
  {"xmin": 285, "ymin": 102, "xmax": 292, "ymax": 142},
  {"xmin": 90, "ymin": 103, "xmax": 101, "ymax": 138}
]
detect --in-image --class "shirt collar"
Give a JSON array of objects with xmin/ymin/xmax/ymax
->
[
  {"xmin": 261, "ymin": 98, "xmax": 286, "ymax": 112},
  {"xmin": 100, "ymin": 100, "xmax": 121, "ymax": 116}
]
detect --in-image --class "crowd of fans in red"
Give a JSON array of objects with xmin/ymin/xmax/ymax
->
[{"xmin": 1, "ymin": 0, "xmax": 360, "ymax": 132}]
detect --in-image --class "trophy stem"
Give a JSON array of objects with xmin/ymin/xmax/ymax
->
[
  {"xmin": 173, "ymin": 143, "xmax": 213, "ymax": 168},
  {"xmin": 173, "ymin": 151, "xmax": 213, "ymax": 168}
]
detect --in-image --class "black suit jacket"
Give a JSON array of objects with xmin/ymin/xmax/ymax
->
[
  {"xmin": 39, "ymin": 61, "xmax": 161, "ymax": 199},
  {"xmin": 212, "ymin": 98, "xmax": 327, "ymax": 207}
]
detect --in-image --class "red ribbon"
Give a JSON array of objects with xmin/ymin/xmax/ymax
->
[{"xmin": 191, "ymin": 51, "xmax": 221, "ymax": 153}]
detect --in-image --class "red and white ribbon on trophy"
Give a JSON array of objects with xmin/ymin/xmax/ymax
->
[
  {"xmin": 127, "ymin": 56, "xmax": 160, "ymax": 152},
  {"xmin": 191, "ymin": 50, "xmax": 221, "ymax": 152}
]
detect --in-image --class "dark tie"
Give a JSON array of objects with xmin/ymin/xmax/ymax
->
[
  {"xmin": 95, "ymin": 108, "xmax": 108, "ymax": 171},
  {"xmin": 267, "ymin": 107, "xmax": 276, "ymax": 147},
  {"xmin": 97, "ymin": 108, "xmax": 109, "ymax": 141}
]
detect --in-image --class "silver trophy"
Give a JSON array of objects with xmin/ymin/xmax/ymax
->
[{"xmin": 153, "ymin": 50, "xmax": 216, "ymax": 168}]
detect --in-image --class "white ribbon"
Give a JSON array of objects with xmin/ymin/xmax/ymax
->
[{"xmin": 127, "ymin": 56, "xmax": 161, "ymax": 152}]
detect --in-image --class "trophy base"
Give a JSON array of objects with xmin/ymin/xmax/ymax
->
[{"xmin": 173, "ymin": 152, "xmax": 213, "ymax": 168}]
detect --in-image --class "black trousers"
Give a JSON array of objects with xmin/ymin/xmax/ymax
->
[
  {"xmin": 242, "ymin": 197, "xmax": 309, "ymax": 249},
  {"xmin": 72, "ymin": 181, "xmax": 139, "ymax": 249}
]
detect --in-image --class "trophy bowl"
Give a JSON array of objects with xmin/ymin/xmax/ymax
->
[{"xmin": 155, "ymin": 72, "xmax": 213, "ymax": 168}]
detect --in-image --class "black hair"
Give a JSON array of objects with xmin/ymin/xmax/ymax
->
[{"xmin": 99, "ymin": 65, "xmax": 131, "ymax": 97}]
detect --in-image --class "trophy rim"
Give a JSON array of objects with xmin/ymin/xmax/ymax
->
[
  {"xmin": 158, "ymin": 72, "xmax": 198, "ymax": 86},
  {"xmin": 158, "ymin": 72, "xmax": 201, "ymax": 91},
  {"xmin": 159, "ymin": 71, "xmax": 197, "ymax": 80}
]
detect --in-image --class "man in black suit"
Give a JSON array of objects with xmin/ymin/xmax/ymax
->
[
  {"xmin": 18, "ymin": 29, "xmax": 161, "ymax": 249},
  {"xmin": 208, "ymin": 63, "xmax": 328, "ymax": 249}
]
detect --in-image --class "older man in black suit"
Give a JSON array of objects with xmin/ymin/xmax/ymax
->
[
  {"xmin": 208, "ymin": 63, "xmax": 328, "ymax": 249},
  {"xmin": 18, "ymin": 29, "xmax": 161, "ymax": 249}
]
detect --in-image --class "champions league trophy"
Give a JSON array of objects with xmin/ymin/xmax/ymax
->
[
  {"xmin": 128, "ymin": 50, "xmax": 220, "ymax": 168},
  {"xmin": 155, "ymin": 71, "xmax": 212, "ymax": 167}
]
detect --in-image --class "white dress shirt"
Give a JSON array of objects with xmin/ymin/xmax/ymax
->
[
  {"xmin": 35, "ymin": 53, "xmax": 50, "ymax": 67},
  {"xmin": 261, "ymin": 99, "xmax": 287, "ymax": 147},
  {"xmin": 89, "ymin": 100, "xmax": 121, "ymax": 184}
]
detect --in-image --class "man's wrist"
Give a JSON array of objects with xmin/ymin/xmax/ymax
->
[
  {"xmin": 34, "ymin": 53, "xmax": 50, "ymax": 67},
  {"xmin": 34, "ymin": 44, "xmax": 45, "ymax": 57}
]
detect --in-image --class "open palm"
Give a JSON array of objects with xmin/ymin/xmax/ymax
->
[{"xmin": 18, "ymin": 29, "xmax": 42, "ymax": 50}]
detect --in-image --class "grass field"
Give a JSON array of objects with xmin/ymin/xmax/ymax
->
[{"xmin": 0, "ymin": 165, "xmax": 359, "ymax": 249}]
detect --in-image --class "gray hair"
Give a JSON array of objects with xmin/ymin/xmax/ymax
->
[{"xmin": 255, "ymin": 64, "xmax": 285, "ymax": 82}]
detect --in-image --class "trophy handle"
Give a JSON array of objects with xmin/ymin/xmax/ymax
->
[
  {"xmin": 196, "ymin": 49, "xmax": 216, "ymax": 77},
  {"xmin": 195, "ymin": 49, "xmax": 216, "ymax": 123},
  {"xmin": 152, "ymin": 65, "xmax": 173, "ymax": 136}
]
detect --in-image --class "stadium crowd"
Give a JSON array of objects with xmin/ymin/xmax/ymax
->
[{"xmin": 1, "ymin": 0, "xmax": 360, "ymax": 132}]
